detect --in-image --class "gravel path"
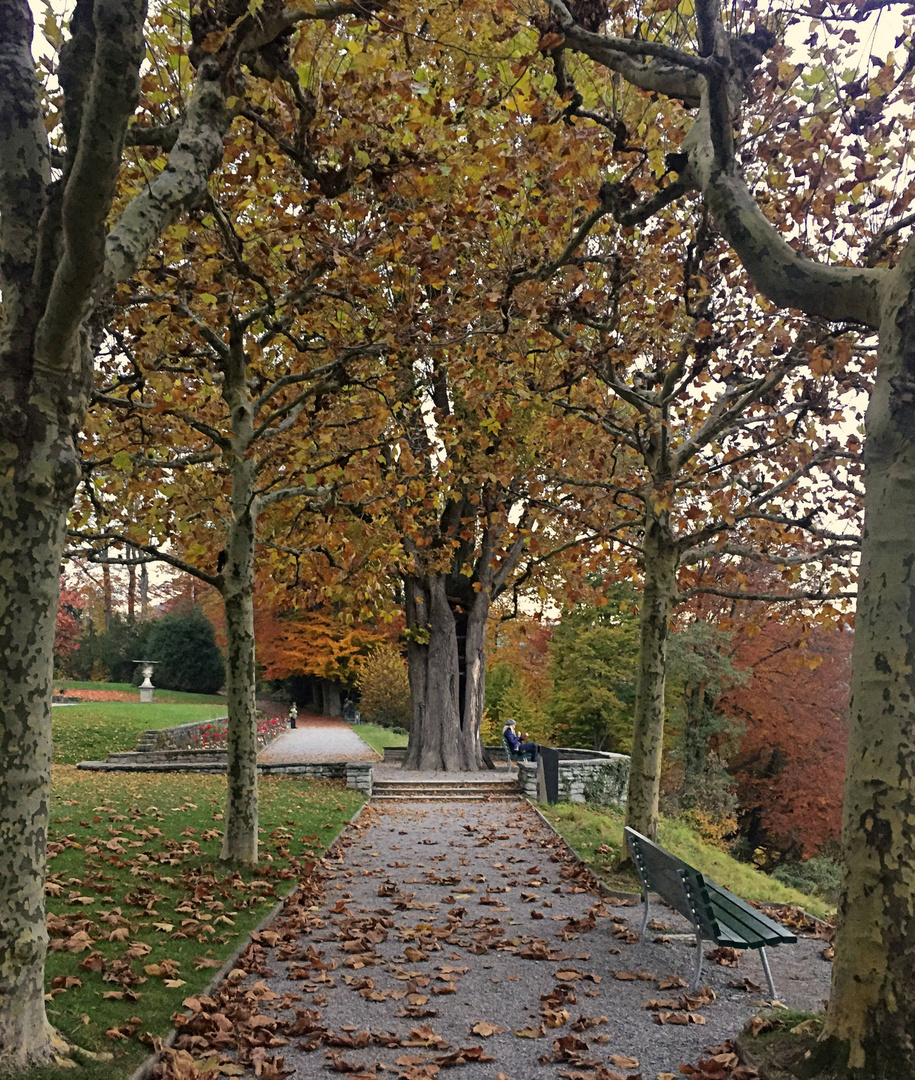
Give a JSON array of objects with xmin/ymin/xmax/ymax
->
[
  {"xmin": 257, "ymin": 717, "xmax": 378, "ymax": 764},
  {"xmin": 170, "ymin": 801, "xmax": 833, "ymax": 1080}
]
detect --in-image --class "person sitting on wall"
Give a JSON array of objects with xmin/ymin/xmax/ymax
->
[{"xmin": 502, "ymin": 718, "xmax": 538, "ymax": 762}]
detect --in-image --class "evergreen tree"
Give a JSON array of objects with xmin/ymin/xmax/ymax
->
[{"xmin": 145, "ymin": 609, "xmax": 225, "ymax": 695}]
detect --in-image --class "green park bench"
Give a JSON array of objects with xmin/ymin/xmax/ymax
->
[
  {"xmin": 502, "ymin": 733, "xmax": 526, "ymax": 767},
  {"xmin": 624, "ymin": 826, "xmax": 797, "ymax": 999}
]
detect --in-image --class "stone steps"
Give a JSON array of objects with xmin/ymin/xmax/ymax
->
[{"xmin": 372, "ymin": 780, "xmax": 519, "ymax": 802}]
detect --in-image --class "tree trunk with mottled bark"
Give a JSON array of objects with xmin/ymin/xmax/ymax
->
[
  {"xmin": 0, "ymin": 2, "xmax": 146, "ymax": 1063},
  {"xmin": 219, "ymin": 339, "xmax": 260, "ymax": 866},
  {"xmin": 219, "ymin": 499, "xmax": 259, "ymax": 865},
  {"xmin": 0, "ymin": 448, "xmax": 76, "ymax": 1067},
  {"xmin": 403, "ymin": 574, "xmax": 488, "ymax": 771},
  {"xmin": 625, "ymin": 512, "xmax": 679, "ymax": 840},
  {"xmin": 812, "ymin": 248, "xmax": 915, "ymax": 1078}
]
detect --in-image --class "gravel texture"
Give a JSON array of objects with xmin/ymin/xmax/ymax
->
[
  {"xmin": 257, "ymin": 718, "xmax": 378, "ymax": 764},
  {"xmin": 183, "ymin": 801, "xmax": 832, "ymax": 1080}
]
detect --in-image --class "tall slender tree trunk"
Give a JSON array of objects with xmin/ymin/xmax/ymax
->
[
  {"xmin": 461, "ymin": 585, "xmax": 490, "ymax": 766},
  {"xmin": 219, "ymin": 461, "xmax": 259, "ymax": 866},
  {"xmin": 816, "ymin": 254, "xmax": 915, "ymax": 1077},
  {"xmin": 403, "ymin": 574, "xmax": 487, "ymax": 770},
  {"xmin": 102, "ymin": 559, "xmax": 113, "ymax": 630},
  {"xmin": 127, "ymin": 560, "xmax": 136, "ymax": 619},
  {"xmin": 219, "ymin": 337, "xmax": 259, "ymax": 866},
  {"xmin": 625, "ymin": 514, "xmax": 679, "ymax": 840},
  {"xmin": 140, "ymin": 562, "xmax": 149, "ymax": 619}
]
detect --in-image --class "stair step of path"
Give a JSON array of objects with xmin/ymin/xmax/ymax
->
[{"xmin": 371, "ymin": 765, "xmax": 520, "ymax": 802}]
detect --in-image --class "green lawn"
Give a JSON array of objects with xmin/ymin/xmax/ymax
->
[
  {"xmin": 351, "ymin": 722, "xmax": 409, "ymax": 755},
  {"xmin": 53, "ymin": 702, "xmax": 229, "ymax": 765},
  {"xmin": 55, "ymin": 680, "xmax": 226, "ymax": 705},
  {"xmin": 8, "ymin": 767, "xmax": 363, "ymax": 1080},
  {"xmin": 540, "ymin": 801, "xmax": 833, "ymax": 921}
]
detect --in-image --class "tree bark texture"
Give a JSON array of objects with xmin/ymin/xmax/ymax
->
[
  {"xmin": 219, "ymin": 501, "xmax": 259, "ymax": 866},
  {"xmin": 0, "ymin": 467, "xmax": 72, "ymax": 1068},
  {"xmin": 625, "ymin": 515, "xmax": 679, "ymax": 840},
  {"xmin": 403, "ymin": 574, "xmax": 488, "ymax": 771},
  {"xmin": 219, "ymin": 336, "xmax": 260, "ymax": 866},
  {"xmin": 817, "ymin": 250, "xmax": 915, "ymax": 1077}
]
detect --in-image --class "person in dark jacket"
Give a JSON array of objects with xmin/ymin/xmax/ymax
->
[{"xmin": 502, "ymin": 718, "xmax": 538, "ymax": 761}]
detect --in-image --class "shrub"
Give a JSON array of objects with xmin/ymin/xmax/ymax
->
[
  {"xmin": 356, "ymin": 644, "xmax": 411, "ymax": 729},
  {"xmin": 144, "ymin": 608, "xmax": 225, "ymax": 694},
  {"xmin": 772, "ymin": 855, "xmax": 843, "ymax": 904}
]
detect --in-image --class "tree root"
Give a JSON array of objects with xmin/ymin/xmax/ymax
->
[{"xmin": 47, "ymin": 1029, "xmax": 114, "ymax": 1070}]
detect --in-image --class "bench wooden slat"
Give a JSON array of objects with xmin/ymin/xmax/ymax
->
[
  {"xmin": 625, "ymin": 827, "xmax": 796, "ymax": 948},
  {"xmin": 703, "ymin": 881, "xmax": 796, "ymax": 946}
]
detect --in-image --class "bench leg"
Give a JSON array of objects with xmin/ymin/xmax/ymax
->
[
  {"xmin": 759, "ymin": 947, "xmax": 777, "ymax": 1001},
  {"xmin": 691, "ymin": 931, "xmax": 704, "ymax": 992},
  {"xmin": 638, "ymin": 888, "xmax": 650, "ymax": 938}
]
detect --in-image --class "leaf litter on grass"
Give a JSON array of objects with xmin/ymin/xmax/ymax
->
[{"xmin": 37, "ymin": 767, "xmax": 361, "ymax": 1080}]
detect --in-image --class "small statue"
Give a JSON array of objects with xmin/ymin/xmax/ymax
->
[{"xmin": 289, "ymin": 703, "xmax": 298, "ymax": 729}]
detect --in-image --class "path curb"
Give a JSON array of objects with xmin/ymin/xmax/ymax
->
[{"xmin": 129, "ymin": 799, "xmax": 371, "ymax": 1080}]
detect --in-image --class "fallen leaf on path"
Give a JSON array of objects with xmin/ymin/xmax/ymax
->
[
  {"xmin": 707, "ymin": 946, "xmax": 741, "ymax": 966},
  {"xmin": 471, "ymin": 1021, "xmax": 504, "ymax": 1037},
  {"xmin": 513, "ymin": 1025, "xmax": 545, "ymax": 1039}
]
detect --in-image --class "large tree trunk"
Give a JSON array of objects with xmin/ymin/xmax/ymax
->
[
  {"xmin": 403, "ymin": 574, "xmax": 487, "ymax": 770},
  {"xmin": 625, "ymin": 516, "xmax": 679, "ymax": 840},
  {"xmin": 320, "ymin": 679, "xmax": 342, "ymax": 717},
  {"xmin": 0, "ymin": 471, "xmax": 72, "ymax": 1068},
  {"xmin": 816, "ymin": 254, "xmax": 915, "ymax": 1076}
]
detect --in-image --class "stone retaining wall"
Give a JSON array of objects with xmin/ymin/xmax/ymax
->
[
  {"xmin": 142, "ymin": 718, "xmax": 229, "ymax": 750},
  {"xmin": 77, "ymin": 755, "xmax": 362, "ymax": 787},
  {"xmin": 139, "ymin": 714, "xmax": 284, "ymax": 752},
  {"xmin": 346, "ymin": 762, "xmax": 373, "ymax": 796},
  {"xmin": 518, "ymin": 752, "xmax": 630, "ymax": 807}
]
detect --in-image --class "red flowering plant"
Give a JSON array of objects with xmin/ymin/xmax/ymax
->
[{"xmin": 256, "ymin": 712, "xmax": 284, "ymax": 749}]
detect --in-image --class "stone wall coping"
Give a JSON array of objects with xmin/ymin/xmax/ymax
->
[{"xmin": 144, "ymin": 716, "xmax": 228, "ymax": 735}]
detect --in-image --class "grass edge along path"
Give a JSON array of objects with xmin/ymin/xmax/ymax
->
[
  {"xmin": 540, "ymin": 801, "xmax": 834, "ymax": 921},
  {"xmin": 0, "ymin": 768, "xmax": 364, "ymax": 1080},
  {"xmin": 129, "ymin": 798, "xmax": 372, "ymax": 1080},
  {"xmin": 350, "ymin": 723, "xmax": 409, "ymax": 756}
]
